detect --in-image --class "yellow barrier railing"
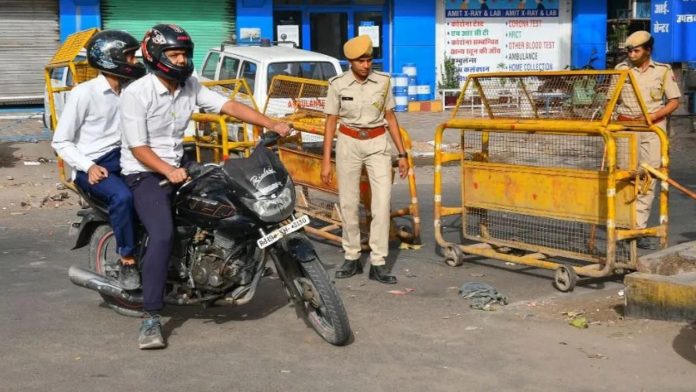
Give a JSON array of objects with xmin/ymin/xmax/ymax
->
[
  {"xmin": 435, "ymin": 70, "xmax": 669, "ymax": 291},
  {"xmin": 187, "ymin": 79, "xmax": 260, "ymax": 160}
]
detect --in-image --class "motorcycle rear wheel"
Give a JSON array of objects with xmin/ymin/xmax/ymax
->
[
  {"xmin": 285, "ymin": 256, "xmax": 351, "ymax": 346},
  {"xmin": 88, "ymin": 224, "xmax": 143, "ymax": 317}
]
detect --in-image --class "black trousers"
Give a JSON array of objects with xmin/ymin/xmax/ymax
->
[{"xmin": 124, "ymin": 172, "xmax": 174, "ymax": 313}]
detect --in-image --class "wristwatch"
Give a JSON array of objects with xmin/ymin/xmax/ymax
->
[{"xmin": 397, "ymin": 152, "xmax": 408, "ymax": 159}]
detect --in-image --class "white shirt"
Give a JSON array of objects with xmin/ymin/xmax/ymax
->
[
  {"xmin": 120, "ymin": 73, "xmax": 227, "ymax": 175},
  {"xmin": 51, "ymin": 74, "xmax": 121, "ymax": 177}
]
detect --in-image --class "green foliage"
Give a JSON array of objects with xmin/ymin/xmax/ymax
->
[{"xmin": 438, "ymin": 53, "xmax": 459, "ymax": 90}]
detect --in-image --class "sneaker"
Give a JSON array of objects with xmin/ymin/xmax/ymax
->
[
  {"xmin": 138, "ymin": 315, "xmax": 166, "ymax": 350},
  {"xmin": 119, "ymin": 262, "xmax": 141, "ymax": 291}
]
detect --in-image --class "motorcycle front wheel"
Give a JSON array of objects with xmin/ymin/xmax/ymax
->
[{"xmin": 283, "ymin": 255, "xmax": 351, "ymax": 346}]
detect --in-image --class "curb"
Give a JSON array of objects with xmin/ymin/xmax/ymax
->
[{"xmin": 625, "ymin": 272, "xmax": 696, "ymax": 322}]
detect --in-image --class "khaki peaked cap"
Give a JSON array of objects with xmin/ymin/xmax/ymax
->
[
  {"xmin": 625, "ymin": 30, "xmax": 652, "ymax": 49},
  {"xmin": 343, "ymin": 35, "xmax": 373, "ymax": 60}
]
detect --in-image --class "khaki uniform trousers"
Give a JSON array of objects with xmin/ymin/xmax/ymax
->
[
  {"xmin": 335, "ymin": 131, "xmax": 392, "ymax": 266},
  {"xmin": 636, "ymin": 121, "xmax": 664, "ymax": 229}
]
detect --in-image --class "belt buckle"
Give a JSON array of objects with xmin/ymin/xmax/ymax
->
[{"xmin": 358, "ymin": 130, "xmax": 368, "ymax": 139}]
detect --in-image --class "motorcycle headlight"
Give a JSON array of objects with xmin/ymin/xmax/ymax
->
[{"xmin": 248, "ymin": 182, "xmax": 295, "ymax": 223}]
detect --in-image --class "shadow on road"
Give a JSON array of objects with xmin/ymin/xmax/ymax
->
[
  {"xmin": 153, "ymin": 279, "xmax": 291, "ymax": 338},
  {"xmin": 0, "ymin": 142, "xmax": 19, "ymax": 168},
  {"xmin": 672, "ymin": 323, "xmax": 696, "ymax": 365},
  {"xmin": 679, "ymin": 232, "xmax": 696, "ymax": 241}
]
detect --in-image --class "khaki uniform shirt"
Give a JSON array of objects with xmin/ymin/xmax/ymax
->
[
  {"xmin": 615, "ymin": 59, "xmax": 681, "ymax": 123},
  {"xmin": 324, "ymin": 70, "xmax": 395, "ymax": 128}
]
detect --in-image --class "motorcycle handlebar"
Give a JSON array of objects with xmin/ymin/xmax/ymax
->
[
  {"xmin": 157, "ymin": 129, "xmax": 290, "ymax": 188},
  {"xmin": 158, "ymin": 166, "xmax": 193, "ymax": 188}
]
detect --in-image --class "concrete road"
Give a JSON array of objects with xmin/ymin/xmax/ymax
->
[{"xmin": 1, "ymin": 140, "xmax": 696, "ymax": 391}]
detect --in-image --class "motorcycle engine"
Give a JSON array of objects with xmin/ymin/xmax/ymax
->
[{"xmin": 188, "ymin": 232, "xmax": 253, "ymax": 289}]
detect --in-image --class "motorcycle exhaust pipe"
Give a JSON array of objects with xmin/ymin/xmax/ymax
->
[{"xmin": 68, "ymin": 265, "xmax": 139, "ymax": 302}]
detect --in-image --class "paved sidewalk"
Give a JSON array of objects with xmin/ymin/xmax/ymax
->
[{"xmin": 0, "ymin": 112, "xmax": 49, "ymax": 143}]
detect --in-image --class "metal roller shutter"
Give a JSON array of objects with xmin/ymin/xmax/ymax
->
[
  {"xmin": 0, "ymin": 0, "xmax": 59, "ymax": 105},
  {"xmin": 101, "ymin": 0, "xmax": 236, "ymax": 71}
]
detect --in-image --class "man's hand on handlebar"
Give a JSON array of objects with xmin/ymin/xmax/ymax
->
[
  {"xmin": 165, "ymin": 167, "xmax": 189, "ymax": 185},
  {"xmin": 270, "ymin": 122, "xmax": 292, "ymax": 137}
]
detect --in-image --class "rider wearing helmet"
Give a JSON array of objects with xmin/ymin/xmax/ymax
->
[
  {"xmin": 140, "ymin": 23, "xmax": 194, "ymax": 85},
  {"xmin": 52, "ymin": 29, "xmax": 145, "ymax": 292},
  {"xmin": 119, "ymin": 24, "xmax": 291, "ymax": 349},
  {"xmin": 87, "ymin": 29, "xmax": 146, "ymax": 82}
]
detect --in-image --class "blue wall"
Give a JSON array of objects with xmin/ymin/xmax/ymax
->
[
  {"xmin": 236, "ymin": 0, "xmax": 273, "ymax": 42},
  {"xmin": 58, "ymin": 0, "xmax": 101, "ymax": 41},
  {"xmin": 652, "ymin": 0, "xmax": 696, "ymax": 63},
  {"xmin": 392, "ymin": 1, "xmax": 436, "ymax": 91},
  {"xmin": 570, "ymin": 1, "xmax": 607, "ymax": 69}
]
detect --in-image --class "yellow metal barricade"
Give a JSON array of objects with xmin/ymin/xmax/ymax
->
[
  {"xmin": 265, "ymin": 75, "xmax": 422, "ymax": 246},
  {"xmin": 434, "ymin": 70, "xmax": 668, "ymax": 291},
  {"xmin": 45, "ymin": 28, "xmax": 100, "ymax": 189},
  {"xmin": 187, "ymin": 79, "xmax": 260, "ymax": 161}
]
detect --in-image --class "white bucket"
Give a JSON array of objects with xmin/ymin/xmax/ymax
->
[
  {"xmin": 407, "ymin": 84, "xmax": 418, "ymax": 101},
  {"xmin": 394, "ymin": 93, "xmax": 408, "ymax": 112},
  {"xmin": 393, "ymin": 73, "xmax": 408, "ymax": 88},
  {"xmin": 416, "ymin": 85, "xmax": 431, "ymax": 101},
  {"xmin": 402, "ymin": 63, "xmax": 417, "ymax": 78}
]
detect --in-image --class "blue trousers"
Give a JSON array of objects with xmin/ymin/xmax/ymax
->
[
  {"xmin": 74, "ymin": 149, "xmax": 136, "ymax": 257},
  {"xmin": 124, "ymin": 172, "xmax": 174, "ymax": 313}
]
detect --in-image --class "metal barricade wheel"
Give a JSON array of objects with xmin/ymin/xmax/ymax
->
[
  {"xmin": 444, "ymin": 244, "xmax": 464, "ymax": 267},
  {"xmin": 553, "ymin": 265, "xmax": 577, "ymax": 292}
]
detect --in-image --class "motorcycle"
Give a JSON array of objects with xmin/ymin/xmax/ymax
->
[{"xmin": 67, "ymin": 132, "xmax": 352, "ymax": 346}]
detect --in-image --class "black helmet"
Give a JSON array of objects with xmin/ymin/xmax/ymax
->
[
  {"xmin": 141, "ymin": 24, "xmax": 194, "ymax": 84},
  {"xmin": 86, "ymin": 30, "xmax": 145, "ymax": 80}
]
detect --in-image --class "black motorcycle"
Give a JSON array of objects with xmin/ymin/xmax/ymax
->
[{"xmin": 68, "ymin": 133, "xmax": 351, "ymax": 346}]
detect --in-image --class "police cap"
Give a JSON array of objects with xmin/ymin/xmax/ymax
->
[
  {"xmin": 343, "ymin": 35, "xmax": 373, "ymax": 60},
  {"xmin": 625, "ymin": 30, "xmax": 653, "ymax": 50}
]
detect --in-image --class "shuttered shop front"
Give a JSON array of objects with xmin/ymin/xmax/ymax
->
[
  {"xmin": 0, "ymin": 0, "xmax": 59, "ymax": 105},
  {"xmin": 101, "ymin": 0, "xmax": 236, "ymax": 71}
]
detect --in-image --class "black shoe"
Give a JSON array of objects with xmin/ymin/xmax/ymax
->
[
  {"xmin": 369, "ymin": 265, "xmax": 398, "ymax": 285},
  {"xmin": 139, "ymin": 315, "xmax": 166, "ymax": 350},
  {"xmin": 335, "ymin": 259, "xmax": 363, "ymax": 279},
  {"xmin": 119, "ymin": 262, "xmax": 141, "ymax": 291},
  {"xmin": 637, "ymin": 237, "xmax": 659, "ymax": 250}
]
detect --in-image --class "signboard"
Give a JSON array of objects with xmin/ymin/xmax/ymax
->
[
  {"xmin": 439, "ymin": 0, "xmax": 571, "ymax": 84},
  {"xmin": 358, "ymin": 24, "xmax": 381, "ymax": 48},
  {"xmin": 277, "ymin": 25, "xmax": 300, "ymax": 47},
  {"xmin": 652, "ymin": 0, "xmax": 696, "ymax": 62}
]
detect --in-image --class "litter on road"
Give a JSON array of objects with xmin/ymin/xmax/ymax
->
[
  {"xmin": 459, "ymin": 282, "xmax": 508, "ymax": 310},
  {"xmin": 387, "ymin": 288, "xmax": 416, "ymax": 296}
]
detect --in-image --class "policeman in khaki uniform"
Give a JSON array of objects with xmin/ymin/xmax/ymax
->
[
  {"xmin": 321, "ymin": 35, "xmax": 409, "ymax": 284},
  {"xmin": 615, "ymin": 31, "xmax": 681, "ymax": 249}
]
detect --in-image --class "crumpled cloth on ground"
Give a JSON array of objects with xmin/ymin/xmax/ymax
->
[{"xmin": 459, "ymin": 282, "xmax": 508, "ymax": 310}]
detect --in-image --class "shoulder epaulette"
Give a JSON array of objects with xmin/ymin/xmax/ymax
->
[
  {"xmin": 653, "ymin": 61, "xmax": 672, "ymax": 69},
  {"xmin": 328, "ymin": 73, "xmax": 348, "ymax": 85}
]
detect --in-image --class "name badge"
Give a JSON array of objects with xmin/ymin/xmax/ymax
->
[{"xmin": 341, "ymin": 96, "xmax": 354, "ymax": 101}]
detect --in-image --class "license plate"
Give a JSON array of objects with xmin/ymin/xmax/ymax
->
[{"xmin": 257, "ymin": 215, "xmax": 311, "ymax": 249}]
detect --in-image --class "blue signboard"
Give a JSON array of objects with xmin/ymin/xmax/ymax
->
[{"xmin": 651, "ymin": 0, "xmax": 696, "ymax": 62}]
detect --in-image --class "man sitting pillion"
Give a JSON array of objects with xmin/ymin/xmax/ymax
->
[{"xmin": 51, "ymin": 30, "xmax": 146, "ymax": 290}]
